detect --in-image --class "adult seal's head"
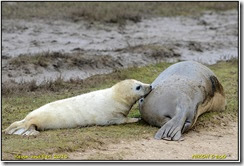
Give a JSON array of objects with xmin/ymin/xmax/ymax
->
[{"xmin": 139, "ymin": 61, "xmax": 226, "ymax": 141}]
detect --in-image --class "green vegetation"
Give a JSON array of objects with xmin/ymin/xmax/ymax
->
[
  {"xmin": 2, "ymin": 2, "xmax": 237, "ymax": 24},
  {"xmin": 2, "ymin": 60, "xmax": 238, "ymax": 160}
]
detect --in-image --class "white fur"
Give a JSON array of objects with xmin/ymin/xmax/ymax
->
[
  {"xmin": 28, "ymin": 88, "xmax": 125, "ymax": 129},
  {"xmin": 4, "ymin": 79, "xmax": 151, "ymax": 135}
]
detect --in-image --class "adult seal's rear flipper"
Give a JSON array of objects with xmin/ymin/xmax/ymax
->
[
  {"xmin": 154, "ymin": 103, "xmax": 192, "ymax": 141},
  {"xmin": 154, "ymin": 118, "xmax": 192, "ymax": 141},
  {"xmin": 155, "ymin": 118, "xmax": 183, "ymax": 141}
]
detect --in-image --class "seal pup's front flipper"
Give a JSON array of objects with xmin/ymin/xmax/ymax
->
[{"xmin": 112, "ymin": 117, "xmax": 140, "ymax": 125}]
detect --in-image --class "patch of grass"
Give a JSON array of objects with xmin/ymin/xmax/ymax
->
[
  {"xmin": 1, "ymin": 60, "xmax": 238, "ymax": 160},
  {"xmin": 7, "ymin": 50, "xmax": 124, "ymax": 69},
  {"xmin": 9, "ymin": 52, "xmax": 67, "ymax": 68},
  {"xmin": 2, "ymin": 2, "xmax": 237, "ymax": 24}
]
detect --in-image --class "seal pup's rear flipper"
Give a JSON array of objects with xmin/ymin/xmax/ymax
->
[{"xmin": 3, "ymin": 119, "xmax": 40, "ymax": 136}]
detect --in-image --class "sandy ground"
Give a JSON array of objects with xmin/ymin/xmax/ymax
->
[
  {"xmin": 68, "ymin": 121, "xmax": 238, "ymax": 160},
  {"xmin": 2, "ymin": 10, "xmax": 238, "ymax": 84}
]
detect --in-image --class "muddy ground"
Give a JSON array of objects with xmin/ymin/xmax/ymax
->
[{"xmin": 2, "ymin": 10, "xmax": 238, "ymax": 84}]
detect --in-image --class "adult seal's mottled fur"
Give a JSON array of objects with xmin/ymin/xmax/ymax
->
[
  {"xmin": 4, "ymin": 79, "xmax": 151, "ymax": 136},
  {"xmin": 139, "ymin": 61, "xmax": 225, "ymax": 141}
]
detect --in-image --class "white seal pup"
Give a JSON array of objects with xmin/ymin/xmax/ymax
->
[
  {"xmin": 4, "ymin": 79, "xmax": 152, "ymax": 136},
  {"xmin": 139, "ymin": 61, "xmax": 226, "ymax": 141}
]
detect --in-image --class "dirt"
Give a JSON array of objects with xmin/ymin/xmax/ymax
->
[
  {"xmin": 2, "ymin": 10, "xmax": 238, "ymax": 84},
  {"xmin": 68, "ymin": 121, "xmax": 238, "ymax": 160}
]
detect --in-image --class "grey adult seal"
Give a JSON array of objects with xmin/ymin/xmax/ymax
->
[{"xmin": 139, "ymin": 61, "xmax": 226, "ymax": 141}]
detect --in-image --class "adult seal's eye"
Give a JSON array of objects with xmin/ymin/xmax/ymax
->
[{"xmin": 136, "ymin": 85, "xmax": 141, "ymax": 90}]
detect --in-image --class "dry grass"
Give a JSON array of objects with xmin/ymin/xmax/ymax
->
[
  {"xmin": 2, "ymin": 2, "xmax": 238, "ymax": 24},
  {"xmin": 8, "ymin": 52, "xmax": 67, "ymax": 68}
]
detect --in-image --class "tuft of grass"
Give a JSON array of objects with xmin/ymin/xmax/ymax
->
[
  {"xmin": 8, "ymin": 52, "xmax": 67, "ymax": 68},
  {"xmin": 2, "ymin": 2, "xmax": 238, "ymax": 24},
  {"xmin": 1, "ymin": 60, "xmax": 238, "ymax": 160}
]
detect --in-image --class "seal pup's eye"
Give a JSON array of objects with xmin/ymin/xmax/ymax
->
[{"xmin": 136, "ymin": 85, "xmax": 141, "ymax": 91}]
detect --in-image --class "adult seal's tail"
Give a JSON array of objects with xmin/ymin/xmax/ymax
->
[{"xmin": 139, "ymin": 61, "xmax": 226, "ymax": 141}]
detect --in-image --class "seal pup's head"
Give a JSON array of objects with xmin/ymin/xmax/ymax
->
[{"xmin": 112, "ymin": 79, "xmax": 152, "ymax": 108}]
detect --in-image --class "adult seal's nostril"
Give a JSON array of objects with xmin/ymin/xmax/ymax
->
[
  {"xmin": 150, "ymin": 85, "xmax": 152, "ymax": 89},
  {"xmin": 139, "ymin": 61, "xmax": 226, "ymax": 141}
]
